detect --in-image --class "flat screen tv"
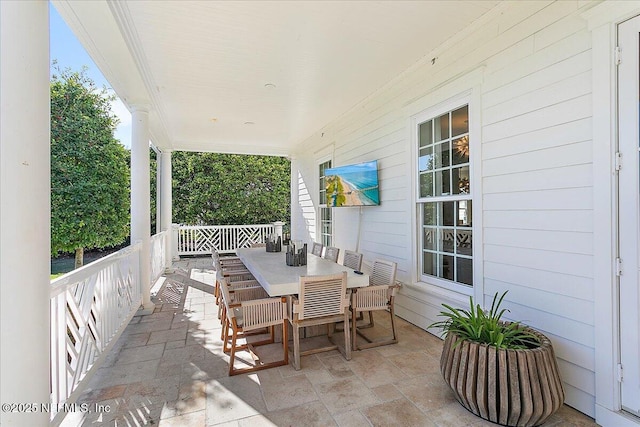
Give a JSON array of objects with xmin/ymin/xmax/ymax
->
[{"xmin": 325, "ymin": 160, "xmax": 380, "ymax": 207}]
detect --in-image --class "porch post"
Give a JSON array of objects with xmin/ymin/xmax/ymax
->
[
  {"xmin": 155, "ymin": 147, "xmax": 162, "ymax": 234},
  {"xmin": 160, "ymin": 150, "xmax": 173, "ymax": 269},
  {"xmin": 131, "ymin": 105, "xmax": 154, "ymax": 313},
  {"xmin": 273, "ymin": 221, "xmax": 285, "ymax": 239},
  {"xmin": 0, "ymin": 1, "xmax": 51, "ymax": 425}
]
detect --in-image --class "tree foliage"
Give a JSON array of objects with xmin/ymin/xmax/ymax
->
[
  {"xmin": 169, "ymin": 152, "xmax": 290, "ymax": 225},
  {"xmin": 51, "ymin": 66, "xmax": 130, "ymax": 267}
]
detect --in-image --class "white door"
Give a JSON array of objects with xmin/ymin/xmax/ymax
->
[{"xmin": 619, "ymin": 14, "xmax": 640, "ymax": 416}]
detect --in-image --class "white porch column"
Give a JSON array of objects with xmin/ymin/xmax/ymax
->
[
  {"xmin": 155, "ymin": 147, "xmax": 162, "ymax": 234},
  {"xmin": 131, "ymin": 106, "xmax": 154, "ymax": 313},
  {"xmin": 0, "ymin": 1, "xmax": 50, "ymax": 425},
  {"xmin": 172, "ymin": 223, "xmax": 180, "ymax": 261},
  {"xmin": 160, "ymin": 150, "xmax": 173, "ymax": 269},
  {"xmin": 273, "ymin": 221, "xmax": 285, "ymax": 239}
]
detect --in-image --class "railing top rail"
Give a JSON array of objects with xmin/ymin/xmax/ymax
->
[
  {"xmin": 178, "ymin": 224, "xmax": 274, "ymax": 230},
  {"xmin": 50, "ymin": 241, "xmax": 142, "ymax": 299},
  {"xmin": 151, "ymin": 230, "xmax": 167, "ymax": 242}
]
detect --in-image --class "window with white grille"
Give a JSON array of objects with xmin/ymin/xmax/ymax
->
[{"xmin": 417, "ymin": 104, "xmax": 472, "ymax": 286}]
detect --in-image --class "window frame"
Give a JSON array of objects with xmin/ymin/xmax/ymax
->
[
  {"xmin": 412, "ymin": 93, "xmax": 478, "ymax": 296},
  {"xmin": 318, "ymin": 157, "xmax": 333, "ymax": 247}
]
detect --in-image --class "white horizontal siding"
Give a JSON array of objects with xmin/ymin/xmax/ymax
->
[
  {"xmin": 484, "ymin": 187, "xmax": 592, "ymax": 210},
  {"xmin": 484, "ymin": 262, "xmax": 594, "ymax": 300},
  {"xmin": 484, "ymin": 70, "xmax": 592, "ymax": 126},
  {"xmin": 483, "ymin": 94, "xmax": 592, "ymax": 142},
  {"xmin": 484, "ymin": 228, "xmax": 593, "ymax": 255},
  {"xmin": 483, "ymin": 280, "xmax": 594, "ymax": 326},
  {"xmin": 483, "ymin": 34, "xmax": 591, "ymax": 101},
  {"xmin": 484, "ymin": 244, "xmax": 592, "ymax": 278},
  {"xmin": 483, "ymin": 118, "xmax": 592, "ymax": 160},
  {"xmin": 484, "ymin": 164, "xmax": 592, "ymax": 193},
  {"xmin": 293, "ymin": 0, "xmax": 603, "ymax": 417},
  {"xmin": 483, "ymin": 140, "xmax": 592, "ymax": 176},
  {"xmin": 484, "ymin": 209, "xmax": 592, "ymax": 233}
]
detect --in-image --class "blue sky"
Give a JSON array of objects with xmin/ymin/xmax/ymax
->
[{"xmin": 50, "ymin": 3, "xmax": 132, "ymax": 148}]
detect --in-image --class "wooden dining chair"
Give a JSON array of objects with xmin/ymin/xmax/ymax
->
[
  {"xmin": 338, "ymin": 249, "xmax": 365, "ymax": 325},
  {"xmin": 289, "ymin": 272, "xmax": 351, "ymax": 370},
  {"xmin": 323, "ymin": 246, "xmax": 340, "ymax": 263},
  {"xmin": 311, "ymin": 242, "xmax": 324, "ymax": 257},
  {"xmin": 342, "ymin": 250, "xmax": 363, "ymax": 271},
  {"xmin": 212, "ymin": 250, "xmax": 244, "ymax": 269},
  {"xmin": 213, "ymin": 256, "xmax": 256, "ymax": 320},
  {"xmin": 350, "ymin": 259, "xmax": 400, "ymax": 350},
  {"xmin": 215, "ymin": 269, "xmax": 269, "ymax": 336},
  {"xmin": 219, "ymin": 279, "xmax": 289, "ymax": 376}
]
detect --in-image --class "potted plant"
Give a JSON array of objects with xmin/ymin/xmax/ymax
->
[{"xmin": 429, "ymin": 291, "xmax": 564, "ymax": 427}]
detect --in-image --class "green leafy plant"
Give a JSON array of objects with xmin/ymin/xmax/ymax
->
[{"xmin": 429, "ymin": 291, "xmax": 540, "ymax": 349}]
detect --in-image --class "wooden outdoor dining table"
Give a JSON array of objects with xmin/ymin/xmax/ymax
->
[{"xmin": 235, "ymin": 247, "xmax": 370, "ymax": 296}]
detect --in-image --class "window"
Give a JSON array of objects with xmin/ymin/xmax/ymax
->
[
  {"xmin": 319, "ymin": 159, "xmax": 333, "ymax": 247},
  {"xmin": 417, "ymin": 104, "xmax": 472, "ymax": 286}
]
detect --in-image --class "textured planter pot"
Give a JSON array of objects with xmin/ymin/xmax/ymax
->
[{"xmin": 440, "ymin": 329, "xmax": 564, "ymax": 427}]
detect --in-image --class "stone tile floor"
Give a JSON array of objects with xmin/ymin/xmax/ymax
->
[{"xmin": 61, "ymin": 257, "xmax": 600, "ymax": 427}]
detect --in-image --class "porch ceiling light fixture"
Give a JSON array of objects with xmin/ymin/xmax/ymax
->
[
  {"xmin": 264, "ymin": 83, "xmax": 276, "ymax": 89},
  {"xmin": 244, "ymin": 121, "xmax": 255, "ymax": 125}
]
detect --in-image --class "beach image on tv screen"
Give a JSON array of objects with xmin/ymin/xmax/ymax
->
[{"xmin": 325, "ymin": 160, "xmax": 380, "ymax": 207}]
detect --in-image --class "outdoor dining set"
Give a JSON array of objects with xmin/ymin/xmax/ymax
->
[{"xmin": 211, "ymin": 242, "xmax": 401, "ymax": 376}]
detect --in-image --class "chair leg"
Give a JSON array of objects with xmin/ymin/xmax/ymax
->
[
  {"xmin": 282, "ymin": 320, "xmax": 289, "ymax": 365},
  {"xmin": 352, "ymin": 307, "xmax": 358, "ymax": 351},
  {"xmin": 390, "ymin": 302, "xmax": 398, "ymax": 343},
  {"xmin": 220, "ymin": 305, "xmax": 227, "ymax": 340},
  {"xmin": 228, "ymin": 330, "xmax": 238, "ymax": 376},
  {"xmin": 222, "ymin": 319, "xmax": 231, "ymax": 353},
  {"xmin": 293, "ymin": 324, "xmax": 301, "ymax": 370},
  {"xmin": 343, "ymin": 310, "xmax": 351, "ymax": 360}
]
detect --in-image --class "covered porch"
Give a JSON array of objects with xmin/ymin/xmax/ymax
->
[
  {"xmin": 61, "ymin": 256, "xmax": 595, "ymax": 427},
  {"xmin": 4, "ymin": 0, "xmax": 640, "ymax": 426}
]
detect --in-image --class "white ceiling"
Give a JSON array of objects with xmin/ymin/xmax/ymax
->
[{"xmin": 54, "ymin": 1, "xmax": 500, "ymax": 156}]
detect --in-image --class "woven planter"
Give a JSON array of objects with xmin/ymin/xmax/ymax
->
[{"xmin": 440, "ymin": 328, "xmax": 564, "ymax": 427}]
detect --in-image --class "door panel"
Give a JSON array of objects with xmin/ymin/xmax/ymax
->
[{"xmin": 619, "ymin": 14, "xmax": 640, "ymax": 416}]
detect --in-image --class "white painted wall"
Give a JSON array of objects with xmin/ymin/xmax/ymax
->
[{"xmin": 291, "ymin": 0, "xmax": 633, "ymax": 419}]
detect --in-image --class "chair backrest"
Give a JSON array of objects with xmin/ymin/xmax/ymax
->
[
  {"xmin": 324, "ymin": 246, "xmax": 340, "ymax": 263},
  {"xmin": 311, "ymin": 242, "xmax": 324, "ymax": 257},
  {"xmin": 220, "ymin": 277, "xmax": 283, "ymax": 331},
  {"xmin": 219, "ymin": 278, "xmax": 233, "ymax": 320},
  {"xmin": 370, "ymin": 259, "xmax": 397, "ymax": 287},
  {"xmin": 296, "ymin": 272, "xmax": 347, "ymax": 320},
  {"xmin": 342, "ymin": 250, "xmax": 363, "ymax": 271}
]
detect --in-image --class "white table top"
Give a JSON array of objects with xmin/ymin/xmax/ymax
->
[{"xmin": 236, "ymin": 247, "xmax": 370, "ymax": 296}]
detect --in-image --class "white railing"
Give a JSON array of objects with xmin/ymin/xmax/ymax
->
[
  {"xmin": 50, "ymin": 243, "xmax": 142, "ymax": 425},
  {"xmin": 176, "ymin": 224, "xmax": 275, "ymax": 255},
  {"xmin": 151, "ymin": 231, "xmax": 167, "ymax": 281}
]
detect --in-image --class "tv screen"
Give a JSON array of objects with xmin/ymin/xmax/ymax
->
[{"xmin": 325, "ymin": 160, "xmax": 380, "ymax": 207}]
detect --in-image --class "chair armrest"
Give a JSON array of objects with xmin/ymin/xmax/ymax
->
[
  {"xmin": 288, "ymin": 295, "xmax": 300, "ymax": 319},
  {"xmin": 390, "ymin": 281, "xmax": 402, "ymax": 297}
]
